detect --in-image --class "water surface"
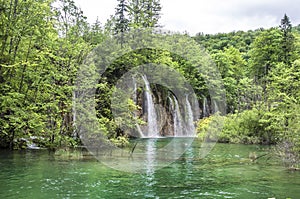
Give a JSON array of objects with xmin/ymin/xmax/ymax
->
[{"xmin": 0, "ymin": 140, "xmax": 299, "ymax": 199}]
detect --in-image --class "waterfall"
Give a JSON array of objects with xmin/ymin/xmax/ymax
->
[
  {"xmin": 203, "ymin": 97, "xmax": 209, "ymax": 117},
  {"xmin": 173, "ymin": 97, "xmax": 184, "ymax": 137},
  {"xmin": 141, "ymin": 75, "xmax": 159, "ymax": 137},
  {"xmin": 135, "ymin": 75, "xmax": 197, "ymax": 138},
  {"xmin": 169, "ymin": 95, "xmax": 196, "ymax": 137},
  {"xmin": 185, "ymin": 95, "xmax": 196, "ymax": 136},
  {"xmin": 212, "ymin": 100, "xmax": 219, "ymax": 113}
]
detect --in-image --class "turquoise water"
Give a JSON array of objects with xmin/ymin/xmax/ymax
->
[{"xmin": 0, "ymin": 139, "xmax": 299, "ymax": 199}]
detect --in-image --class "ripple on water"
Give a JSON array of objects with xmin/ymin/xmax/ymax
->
[{"xmin": 1, "ymin": 143, "xmax": 300, "ymax": 198}]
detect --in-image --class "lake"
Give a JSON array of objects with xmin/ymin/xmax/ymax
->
[{"xmin": 0, "ymin": 139, "xmax": 299, "ymax": 199}]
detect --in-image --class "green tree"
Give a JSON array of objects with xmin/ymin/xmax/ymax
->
[
  {"xmin": 0, "ymin": 0, "xmax": 58, "ymax": 149},
  {"xmin": 87, "ymin": 18, "xmax": 106, "ymax": 46},
  {"xmin": 280, "ymin": 14, "xmax": 296, "ymax": 66},
  {"xmin": 250, "ymin": 28, "xmax": 282, "ymax": 79},
  {"xmin": 0, "ymin": 0, "xmax": 99, "ymax": 149},
  {"xmin": 127, "ymin": 0, "xmax": 161, "ymax": 29},
  {"xmin": 213, "ymin": 46, "xmax": 249, "ymax": 113},
  {"xmin": 249, "ymin": 28, "xmax": 282, "ymax": 104},
  {"xmin": 114, "ymin": 0, "xmax": 129, "ymax": 35},
  {"xmin": 260, "ymin": 59, "xmax": 300, "ymax": 150},
  {"xmin": 142, "ymin": 0, "xmax": 161, "ymax": 28}
]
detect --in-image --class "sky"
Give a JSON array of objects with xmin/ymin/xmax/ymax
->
[{"xmin": 74, "ymin": 0, "xmax": 300, "ymax": 35}]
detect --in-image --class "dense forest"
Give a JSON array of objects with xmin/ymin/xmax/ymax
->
[{"xmin": 0, "ymin": 0, "xmax": 299, "ymax": 167}]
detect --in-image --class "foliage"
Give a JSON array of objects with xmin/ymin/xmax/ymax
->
[
  {"xmin": 127, "ymin": 0, "xmax": 161, "ymax": 28},
  {"xmin": 0, "ymin": 0, "xmax": 299, "ymax": 171},
  {"xmin": 197, "ymin": 113, "xmax": 225, "ymax": 142},
  {"xmin": 195, "ymin": 15, "xmax": 300, "ymax": 166},
  {"xmin": 249, "ymin": 28, "xmax": 282, "ymax": 80},
  {"xmin": 218, "ymin": 109, "xmax": 262, "ymax": 144},
  {"xmin": 280, "ymin": 14, "xmax": 296, "ymax": 66},
  {"xmin": 0, "ymin": 0, "xmax": 103, "ymax": 149},
  {"xmin": 194, "ymin": 30, "xmax": 259, "ymax": 55}
]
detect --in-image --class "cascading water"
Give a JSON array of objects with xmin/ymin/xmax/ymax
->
[
  {"xmin": 141, "ymin": 75, "xmax": 159, "ymax": 137},
  {"xmin": 168, "ymin": 95, "xmax": 197, "ymax": 137},
  {"xmin": 203, "ymin": 97, "xmax": 209, "ymax": 117},
  {"xmin": 212, "ymin": 100, "xmax": 219, "ymax": 113},
  {"xmin": 185, "ymin": 95, "xmax": 196, "ymax": 136},
  {"xmin": 172, "ymin": 97, "xmax": 184, "ymax": 137},
  {"xmin": 135, "ymin": 75, "xmax": 197, "ymax": 138}
]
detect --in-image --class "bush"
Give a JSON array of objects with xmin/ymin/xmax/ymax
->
[
  {"xmin": 110, "ymin": 136, "xmax": 130, "ymax": 148},
  {"xmin": 197, "ymin": 113, "xmax": 225, "ymax": 142},
  {"xmin": 198, "ymin": 109, "xmax": 265, "ymax": 144}
]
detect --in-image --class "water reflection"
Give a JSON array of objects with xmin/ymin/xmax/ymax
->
[
  {"xmin": 141, "ymin": 138, "xmax": 195, "ymax": 198},
  {"xmin": 145, "ymin": 139, "xmax": 156, "ymax": 175},
  {"xmin": 142, "ymin": 139, "xmax": 157, "ymax": 198},
  {"xmin": 1, "ymin": 143, "xmax": 300, "ymax": 198},
  {"xmin": 90, "ymin": 137, "xmax": 194, "ymax": 173}
]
